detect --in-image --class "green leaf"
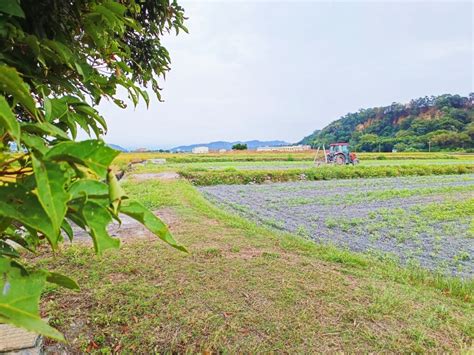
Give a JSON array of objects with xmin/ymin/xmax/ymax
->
[
  {"xmin": 0, "ymin": 0, "xmax": 25, "ymax": 18},
  {"xmin": 74, "ymin": 61, "xmax": 93, "ymax": 81},
  {"xmin": 67, "ymin": 112, "xmax": 90, "ymax": 136},
  {"xmin": 21, "ymin": 133, "xmax": 48, "ymax": 154},
  {"xmin": 74, "ymin": 104, "xmax": 107, "ymax": 131},
  {"xmin": 0, "ymin": 184, "xmax": 58, "ymax": 246},
  {"xmin": 102, "ymin": 1, "xmax": 127, "ymax": 16},
  {"xmin": 0, "ymin": 241, "xmax": 19, "ymax": 258},
  {"xmin": 0, "ymin": 66, "xmax": 37, "ymax": 119},
  {"xmin": 120, "ymin": 200, "xmax": 187, "ymax": 252},
  {"xmin": 24, "ymin": 35, "xmax": 40, "ymax": 59},
  {"xmin": 32, "ymin": 156, "xmax": 71, "ymax": 238},
  {"xmin": 61, "ymin": 220, "xmax": 73, "ymax": 242},
  {"xmin": 107, "ymin": 169, "xmax": 125, "ymax": 214},
  {"xmin": 60, "ymin": 113, "xmax": 77, "ymax": 139},
  {"xmin": 43, "ymin": 40, "xmax": 74, "ymax": 66},
  {"xmin": 22, "ymin": 122, "xmax": 69, "ymax": 140},
  {"xmin": 46, "ymin": 272, "xmax": 79, "ymax": 290},
  {"xmin": 44, "ymin": 97, "xmax": 68, "ymax": 122},
  {"xmin": 82, "ymin": 201, "xmax": 120, "ymax": 254},
  {"xmin": 68, "ymin": 179, "xmax": 108, "ymax": 200},
  {"xmin": 45, "ymin": 140, "xmax": 119, "ymax": 178},
  {"xmin": 0, "ymin": 258, "xmax": 64, "ymax": 340},
  {"xmin": 0, "ymin": 95, "xmax": 19, "ymax": 142},
  {"xmin": 1, "ymin": 228, "xmax": 35, "ymax": 253},
  {"xmin": 0, "ymin": 218, "xmax": 11, "ymax": 233}
]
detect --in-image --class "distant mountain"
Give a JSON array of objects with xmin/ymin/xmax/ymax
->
[
  {"xmin": 299, "ymin": 93, "xmax": 473, "ymax": 152},
  {"xmin": 108, "ymin": 144, "xmax": 128, "ymax": 152},
  {"xmin": 171, "ymin": 140, "xmax": 290, "ymax": 152}
]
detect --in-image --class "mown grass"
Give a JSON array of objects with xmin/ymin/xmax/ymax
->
[
  {"xmin": 179, "ymin": 164, "xmax": 474, "ymax": 185},
  {"xmin": 34, "ymin": 179, "xmax": 473, "ymax": 352}
]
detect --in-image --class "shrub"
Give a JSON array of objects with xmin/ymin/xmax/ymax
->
[{"xmin": 232, "ymin": 143, "xmax": 248, "ymax": 150}]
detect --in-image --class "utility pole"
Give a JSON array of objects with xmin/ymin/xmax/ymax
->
[{"xmin": 428, "ymin": 140, "xmax": 431, "ymax": 152}]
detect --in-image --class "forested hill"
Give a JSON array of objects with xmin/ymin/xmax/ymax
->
[{"xmin": 300, "ymin": 94, "xmax": 474, "ymax": 152}]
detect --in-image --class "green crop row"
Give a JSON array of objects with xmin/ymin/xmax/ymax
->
[{"xmin": 179, "ymin": 164, "xmax": 474, "ymax": 186}]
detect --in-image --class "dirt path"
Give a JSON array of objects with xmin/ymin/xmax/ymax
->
[
  {"xmin": 126, "ymin": 172, "xmax": 180, "ymax": 181},
  {"xmin": 70, "ymin": 208, "xmax": 179, "ymax": 244}
]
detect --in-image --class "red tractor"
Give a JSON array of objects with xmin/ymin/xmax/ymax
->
[{"xmin": 314, "ymin": 142, "xmax": 359, "ymax": 165}]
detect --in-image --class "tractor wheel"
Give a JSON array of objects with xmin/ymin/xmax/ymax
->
[{"xmin": 335, "ymin": 154, "xmax": 345, "ymax": 165}]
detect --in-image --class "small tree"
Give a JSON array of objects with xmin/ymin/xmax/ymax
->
[
  {"xmin": 232, "ymin": 143, "xmax": 247, "ymax": 150},
  {"xmin": 0, "ymin": 0, "xmax": 187, "ymax": 340}
]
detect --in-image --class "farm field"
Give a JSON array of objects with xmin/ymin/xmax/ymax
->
[
  {"xmin": 200, "ymin": 174, "xmax": 474, "ymax": 278},
  {"xmin": 36, "ymin": 178, "xmax": 473, "ymax": 353}
]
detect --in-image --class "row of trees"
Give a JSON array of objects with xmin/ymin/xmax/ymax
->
[
  {"xmin": 302, "ymin": 94, "xmax": 473, "ymax": 152},
  {"xmin": 232, "ymin": 143, "xmax": 248, "ymax": 150}
]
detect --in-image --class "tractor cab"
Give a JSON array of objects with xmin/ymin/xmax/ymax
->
[{"xmin": 329, "ymin": 143, "xmax": 349, "ymax": 155}]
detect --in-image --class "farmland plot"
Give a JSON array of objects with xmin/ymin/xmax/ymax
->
[{"xmin": 199, "ymin": 174, "xmax": 474, "ymax": 278}]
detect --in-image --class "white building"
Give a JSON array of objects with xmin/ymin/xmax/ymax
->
[
  {"xmin": 256, "ymin": 145, "xmax": 311, "ymax": 152},
  {"xmin": 192, "ymin": 146, "xmax": 209, "ymax": 154},
  {"xmin": 218, "ymin": 149, "xmax": 227, "ymax": 153}
]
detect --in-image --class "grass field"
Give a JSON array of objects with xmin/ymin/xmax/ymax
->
[
  {"xmin": 32, "ymin": 151, "xmax": 473, "ymax": 352},
  {"xmin": 35, "ymin": 178, "xmax": 473, "ymax": 352}
]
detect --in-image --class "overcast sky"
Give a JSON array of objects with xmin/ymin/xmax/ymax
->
[{"xmin": 97, "ymin": 0, "xmax": 473, "ymax": 149}]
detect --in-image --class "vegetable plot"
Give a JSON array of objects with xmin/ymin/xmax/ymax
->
[{"xmin": 200, "ymin": 174, "xmax": 474, "ymax": 277}]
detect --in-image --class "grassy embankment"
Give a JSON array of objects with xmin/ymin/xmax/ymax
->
[{"xmin": 35, "ymin": 178, "xmax": 473, "ymax": 352}]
